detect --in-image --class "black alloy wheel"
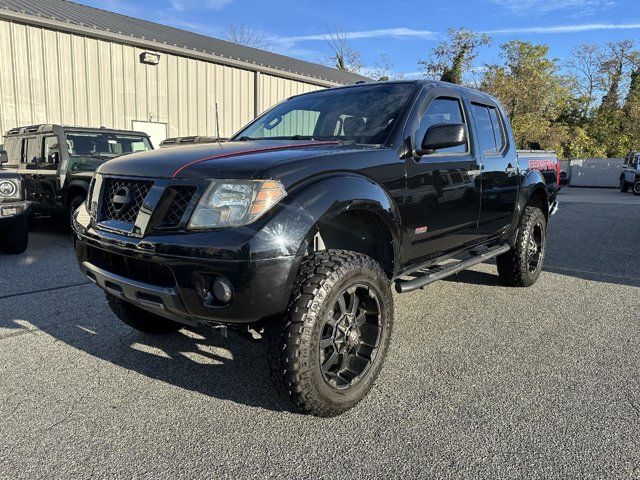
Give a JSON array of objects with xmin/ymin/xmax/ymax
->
[
  {"xmin": 527, "ymin": 221, "xmax": 544, "ymax": 274},
  {"xmin": 319, "ymin": 284, "xmax": 383, "ymax": 390}
]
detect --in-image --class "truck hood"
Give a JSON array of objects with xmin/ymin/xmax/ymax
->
[{"xmin": 96, "ymin": 140, "xmax": 351, "ymax": 181}]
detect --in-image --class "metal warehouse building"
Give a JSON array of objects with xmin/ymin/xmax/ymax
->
[{"xmin": 0, "ymin": 0, "xmax": 366, "ymax": 146}]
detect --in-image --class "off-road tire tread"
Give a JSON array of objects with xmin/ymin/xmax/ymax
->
[
  {"xmin": 496, "ymin": 206, "xmax": 546, "ymax": 287},
  {"xmin": 268, "ymin": 250, "xmax": 392, "ymax": 417},
  {"xmin": 106, "ymin": 293, "xmax": 183, "ymax": 334},
  {"xmin": 633, "ymin": 180, "xmax": 640, "ymax": 196}
]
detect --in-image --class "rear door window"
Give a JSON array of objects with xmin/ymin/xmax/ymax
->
[
  {"xmin": 472, "ymin": 104, "xmax": 497, "ymax": 154},
  {"xmin": 472, "ymin": 103, "xmax": 506, "ymax": 155},
  {"xmin": 21, "ymin": 137, "xmax": 38, "ymax": 168}
]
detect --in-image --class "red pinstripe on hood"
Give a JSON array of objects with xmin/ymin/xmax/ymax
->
[{"xmin": 171, "ymin": 141, "xmax": 341, "ymax": 178}]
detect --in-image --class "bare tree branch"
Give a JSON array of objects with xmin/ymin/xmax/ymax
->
[
  {"xmin": 323, "ymin": 25, "xmax": 363, "ymax": 74},
  {"xmin": 226, "ymin": 23, "xmax": 267, "ymax": 49}
]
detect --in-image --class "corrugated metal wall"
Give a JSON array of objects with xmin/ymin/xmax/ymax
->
[{"xmin": 0, "ymin": 19, "xmax": 324, "ymax": 140}]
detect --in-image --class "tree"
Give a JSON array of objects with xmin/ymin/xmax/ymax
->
[
  {"xmin": 480, "ymin": 40, "xmax": 573, "ymax": 152},
  {"xmin": 226, "ymin": 23, "xmax": 267, "ymax": 49},
  {"xmin": 622, "ymin": 66, "xmax": 640, "ymax": 151},
  {"xmin": 419, "ymin": 28, "xmax": 491, "ymax": 85},
  {"xmin": 597, "ymin": 40, "xmax": 636, "ymax": 112},
  {"xmin": 370, "ymin": 53, "xmax": 404, "ymax": 81},
  {"xmin": 585, "ymin": 41, "xmax": 638, "ymax": 157},
  {"xmin": 323, "ymin": 26, "xmax": 363, "ymax": 74},
  {"xmin": 566, "ymin": 44, "xmax": 602, "ymax": 116}
]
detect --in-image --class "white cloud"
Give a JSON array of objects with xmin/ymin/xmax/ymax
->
[
  {"xmin": 169, "ymin": 0, "xmax": 232, "ymax": 11},
  {"xmin": 489, "ymin": 0, "xmax": 615, "ymax": 15},
  {"xmin": 485, "ymin": 22, "xmax": 640, "ymax": 35},
  {"xmin": 272, "ymin": 27, "xmax": 438, "ymax": 46}
]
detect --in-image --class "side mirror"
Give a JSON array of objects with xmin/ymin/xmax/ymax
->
[
  {"xmin": 47, "ymin": 152, "xmax": 60, "ymax": 165},
  {"xmin": 0, "ymin": 150, "xmax": 8, "ymax": 164},
  {"xmin": 417, "ymin": 123, "xmax": 467, "ymax": 156}
]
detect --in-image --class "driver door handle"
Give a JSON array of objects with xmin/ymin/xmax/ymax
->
[{"xmin": 467, "ymin": 163, "xmax": 483, "ymax": 176}]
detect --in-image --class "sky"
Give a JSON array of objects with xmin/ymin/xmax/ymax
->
[{"xmin": 75, "ymin": 0, "xmax": 640, "ymax": 77}]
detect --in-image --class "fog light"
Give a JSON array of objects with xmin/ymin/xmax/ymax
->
[{"xmin": 212, "ymin": 277, "xmax": 233, "ymax": 304}]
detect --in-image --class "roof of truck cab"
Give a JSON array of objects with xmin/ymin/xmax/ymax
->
[
  {"xmin": 4, "ymin": 125, "xmax": 149, "ymax": 137},
  {"xmin": 287, "ymin": 79, "xmax": 504, "ymax": 103}
]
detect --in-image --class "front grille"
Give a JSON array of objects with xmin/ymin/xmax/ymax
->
[
  {"xmin": 101, "ymin": 178, "xmax": 154, "ymax": 224},
  {"xmin": 86, "ymin": 245, "xmax": 175, "ymax": 288},
  {"xmin": 158, "ymin": 186, "xmax": 197, "ymax": 228}
]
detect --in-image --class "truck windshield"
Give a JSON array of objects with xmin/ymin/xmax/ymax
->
[
  {"xmin": 233, "ymin": 83, "xmax": 416, "ymax": 145},
  {"xmin": 65, "ymin": 132, "xmax": 152, "ymax": 172}
]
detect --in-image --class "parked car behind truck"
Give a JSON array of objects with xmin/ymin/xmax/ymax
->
[
  {"xmin": 0, "ymin": 150, "xmax": 29, "ymax": 253},
  {"xmin": 1, "ymin": 125, "xmax": 153, "ymax": 223},
  {"xmin": 72, "ymin": 80, "xmax": 559, "ymax": 417},
  {"xmin": 620, "ymin": 151, "xmax": 640, "ymax": 195}
]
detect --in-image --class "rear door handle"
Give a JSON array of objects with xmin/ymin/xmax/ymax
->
[{"xmin": 467, "ymin": 163, "xmax": 483, "ymax": 176}]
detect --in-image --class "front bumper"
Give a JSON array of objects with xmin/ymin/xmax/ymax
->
[
  {"xmin": 0, "ymin": 201, "xmax": 30, "ymax": 227},
  {"xmin": 72, "ymin": 201, "xmax": 313, "ymax": 326}
]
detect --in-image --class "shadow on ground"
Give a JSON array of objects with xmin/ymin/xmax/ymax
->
[{"xmin": 0, "ymin": 287, "xmax": 292, "ymax": 413}]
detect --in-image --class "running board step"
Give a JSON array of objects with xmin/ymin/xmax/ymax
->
[{"xmin": 395, "ymin": 243, "xmax": 511, "ymax": 293}]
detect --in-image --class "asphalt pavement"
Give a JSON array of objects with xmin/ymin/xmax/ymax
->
[{"xmin": 1, "ymin": 187, "xmax": 639, "ymax": 479}]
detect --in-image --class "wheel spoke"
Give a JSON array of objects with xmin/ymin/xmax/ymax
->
[
  {"xmin": 339, "ymin": 351, "xmax": 352, "ymax": 373},
  {"xmin": 326, "ymin": 313, "xmax": 340, "ymax": 328},
  {"xmin": 348, "ymin": 291, "xmax": 360, "ymax": 317},
  {"xmin": 354, "ymin": 311, "xmax": 367, "ymax": 328},
  {"xmin": 319, "ymin": 337, "xmax": 333, "ymax": 349},
  {"xmin": 322, "ymin": 350, "xmax": 339, "ymax": 371},
  {"xmin": 337, "ymin": 294, "xmax": 348, "ymax": 316}
]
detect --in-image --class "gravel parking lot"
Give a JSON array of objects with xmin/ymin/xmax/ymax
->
[{"xmin": 1, "ymin": 187, "xmax": 639, "ymax": 479}]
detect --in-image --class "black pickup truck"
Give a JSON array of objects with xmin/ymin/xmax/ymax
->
[
  {"xmin": 1, "ymin": 125, "xmax": 153, "ymax": 223},
  {"xmin": 72, "ymin": 81, "xmax": 558, "ymax": 416}
]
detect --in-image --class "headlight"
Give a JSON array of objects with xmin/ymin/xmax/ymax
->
[
  {"xmin": 0, "ymin": 179, "xmax": 19, "ymax": 199},
  {"xmin": 188, "ymin": 180, "xmax": 286, "ymax": 229}
]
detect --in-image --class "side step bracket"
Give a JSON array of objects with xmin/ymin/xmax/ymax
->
[{"xmin": 394, "ymin": 243, "xmax": 511, "ymax": 293}]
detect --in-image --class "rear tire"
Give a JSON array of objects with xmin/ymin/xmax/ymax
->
[
  {"xmin": 497, "ymin": 206, "xmax": 547, "ymax": 287},
  {"xmin": 268, "ymin": 250, "xmax": 393, "ymax": 417},
  {"xmin": 620, "ymin": 178, "xmax": 629, "ymax": 192},
  {"xmin": 0, "ymin": 215, "xmax": 29, "ymax": 254},
  {"xmin": 633, "ymin": 180, "xmax": 640, "ymax": 196},
  {"xmin": 106, "ymin": 294, "xmax": 183, "ymax": 334}
]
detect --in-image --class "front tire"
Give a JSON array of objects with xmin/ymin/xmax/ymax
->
[
  {"xmin": 268, "ymin": 250, "xmax": 393, "ymax": 417},
  {"xmin": 68, "ymin": 195, "xmax": 85, "ymax": 226},
  {"xmin": 0, "ymin": 215, "xmax": 29, "ymax": 254},
  {"xmin": 620, "ymin": 178, "xmax": 629, "ymax": 192},
  {"xmin": 497, "ymin": 206, "xmax": 547, "ymax": 287},
  {"xmin": 633, "ymin": 180, "xmax": 640, "ymax": 196},
  {"xmin": 106, "ymin": 294, "xmax": 183, "ymax": 334}
]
